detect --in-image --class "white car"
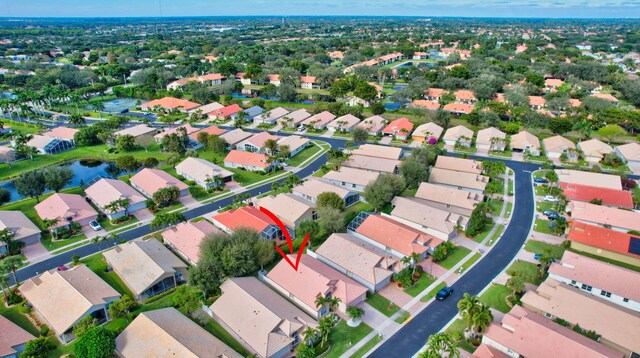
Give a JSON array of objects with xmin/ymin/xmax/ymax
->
[
  {"xmin": 544, "ymin": 195, "xmax": 559, "ymax": 202},
  {"xmin": 297, "ymin": 125, "xmax": 306, "ymax": 132},
  {"xmin": 89, "ymin": 220, "xmax": 103, "ymax": 231}
]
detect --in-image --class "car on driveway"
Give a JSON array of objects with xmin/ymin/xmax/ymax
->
[
  {"xmin": 89, "ymin": 220, "xmax": 103, "ymax": 231},
  {"xmin": 547, "ymin": 212, "xmax": 563, "ymax": 220},
  {"xmin": 436, "ymin": 286, "xmax": 454, "ymax": 301},
  {"xmin": 544, "ymin": 195, "xmax": 559, "ymax": 202},
  {"xmin": 534, "ymin": 177, "xmax": 549, "ymax": 184},
  {"xmin": 542, "ymin": 209, "xmax": 556, "ymax": 216},
  {"xmin": 534, "ymin": 253, "xmax": 557, "ymax": 262}
]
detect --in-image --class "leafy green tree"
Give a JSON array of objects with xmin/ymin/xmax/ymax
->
[
  {"xmin": 362, "ymin": 174, "xmax": 406, "ymax": 211},
  {"xmin": 152, "ymin": 186, "xmax": 181, "ymax": 205},
  {"xmin": 0, "ymin": 187, "xmax": 11, "ymax": 206},
  {"xmin": 115, "ymin": 134, "xmax": 136, "ymax": 151},
  {"xmin": 351, "ymin": 126, "xmax": 369, "ymax": 143},
  {"xmin": 72, "ymin": 316, "xmax": 97, "ymax": 338},
  {"xmin": 162, "ymin": 132, "xmax": 188, "ymax": 155},
  {"xmin": 353, "ymin": 82, "xmax": 378, "ymax": 101},
  {"xmin": 549, "ymin": 117, "xmax": 574, "ymax": 135},
  {"xmin": 68, "ymin": 113, "xmax": 86, "ymax": 127},
  {"xmin": 14, "ymin": 170, "xmax": 46, "ymax": 203},
  {"xmin": 317, "ymin": 206, "xmax": 345, "ymax": 234},
  {"xmin": 466, "ymin": 203, "xmax": 491, "ymax": 237},
  {"xmin": 143, "ymin": 157, "xmax": 159, "ymax": 168},
  {"xmin": 434, "ymin": 109, "xmax": 451, "ymax": 129},
  {"xmin": 43, "ymin": 166, "xmax": 74, "ymax": 192},
  {"xmin": 418, "ymin": 333, "xmax": 459, "ymax": 358},
  {"xmin": 74, "ymin": 126, "xmax": 101, "ymax": 145},
  {"xmin": 172, "ymin": 285, "xmax": 201, "ymax": 314},
  {"xmin": 149, "ymin": 212, "xmax": 186, "ymax": 229},
  {"xmin": 115, "ymin": 155, "xmax": 140, "ymax": 177},
  {"xmin": 370, "ymin": 101, "xmax": 386, "ymax": 115},
  {"xmin": 254, "ymin": 239, "xmax": 276, "ymax": 271},
  {"xmin": 295, "ymin": 220, "xmax": 320, "ymax": 241},
  {"xmin": 73, "ymin": 327, "xmax": 115, "ymax": 358},
  {"xmin": 296, "ymin": 343, "xmax": 317, "ymax": 358},
  {"xmin": 598, "ymin": 124, "xmax": 626, "ymax": 144},
  {"xmin": 216, "ymin": 60, "xmax": 238, "ymax": 77},
  {"xmin": 207, "ymin": 135, "xmax": 228, "ymax": 153},
  {"xmin": 108, "ymin": 295, "xmax": 138, "ymax": 319},
  {"xmin": 316, "ymin": 191, "xmax": 345, "ymax": 210},
  {"xmin": 400, "ymin": 155, "xmax": 429, "ymax": 189},
  {"xmin": 19, "ymin": 337, "xmax": 55, "ymax": 358}
]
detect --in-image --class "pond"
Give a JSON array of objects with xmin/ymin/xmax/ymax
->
[
  {"xmin": 0, "ymin": 160, "xmax": 127, "ymax": 203},
  {"xmin": 384, "ymin": 102, "xmax": 403, "ymax": 111}
]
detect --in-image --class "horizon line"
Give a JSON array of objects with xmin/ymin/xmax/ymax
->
[{"xmin": 1, "ymin": 15, "xmax": 639, "ymax": 20}]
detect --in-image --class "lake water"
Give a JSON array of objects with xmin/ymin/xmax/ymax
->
[{"xmin": 1, "ymin": 160, "xmax": 125, "ymax": 203}]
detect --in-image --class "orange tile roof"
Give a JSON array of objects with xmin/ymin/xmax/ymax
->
[
  {"xmin": 212, "ymin": 206, "xmax": 275, "ymax": 233},
  {"xmin": 140, "ymin": 97, "xmax": 200, "ymax": 111},
  {"xmin": 223, "ymin": 150, "xmax": 270, "ymax": 169},
  {"xmin": 189, "ymin": 125, "xmax": 227, "ymax": 141},
  {"xmin": 382, "ymin": 117, "xmax": 414, "ymax": 134},
  {"xmin": 299, "ymin": 76, "xmax": 317, "ymax": 83},
  {"xmin": 443, "ymin": 102, "xmax": 474, "ymax": 114},
  {"xmin": 560, "ymin": 183, "xmax": 633, "ymax": 209},
  {"xmin": 355, "ymin": 214, "xmax": 436, "ymax": 256},
  {"xmin": 568, "ymin": 221, "xmax": 640, "ymax": 258}
]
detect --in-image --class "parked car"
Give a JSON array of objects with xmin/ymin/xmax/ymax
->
[
  {"xmin": 57, "ymin": 265, "xmax": 68, "ymax": 271},
  {"xmin": 297, "ymin": 125, "xmax": 306, "ymax": 132},
  {"xmin": 436, "ymin": 286, "xmax": 454, "ymax": 301},
  {"xmin": 547, "ymin": 212, "xmax": 563, "ymax": 220},
  {"xmin": 89, "ymin": 220, "xmax": 103, "ymax": 231},
  {"xmin": 542, "ymin": 210, "xmax": 557, "ymax": 217},
  {"xmin": 534, "ymin": 177, "xmax": 549, "ymax": 184},
  {"xmin": 544, "ymin": 195, "xmax": 559, "ymax": 202},
  {"xmin": 534, "ymin": 253, "xmax": 557, "ymax": 262}
]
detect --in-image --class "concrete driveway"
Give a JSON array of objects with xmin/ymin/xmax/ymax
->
[
  {"xmin": 22, "ymin": 242, "xmax": 50, "ymax": 265},
  {"xmin": 133, "ymin": 208, "xmax": 154, "ymax": 222}
]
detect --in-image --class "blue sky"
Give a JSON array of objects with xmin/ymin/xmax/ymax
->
[{"xmin": 4, "ymin": 0, "xmax": 640, "ymax": 18}]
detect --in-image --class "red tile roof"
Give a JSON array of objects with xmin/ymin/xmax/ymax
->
[
  {"xmin": 560, "ymin": 183, "xmax": 633, "ymax": 209},
  {"xmin": 223, "ymin": 150, "xmax": 270, "ymax": 169},
  {"xmin": 356, "ymin": 214, "xmax": 438, "ymax": 256},
  {"xmin": 0, "ymin": 315, "xmax": 35, "ymax": 357},
  {"xmin": 212, "ymin": 206, "xmax": 276, "ymax": 233},
  {"xmin": 189, "ymin": 125, "xmax": 227, "ymax": 141},
  {"xmin": 568, "ymin": 221, "xmax": 640, "ymax": 258},
  {"xmin": 382, "ymin": 117, "xmax": 414, "ymax": 135},
  {"xmin": 212, "ymin": 104, "xmax": 242, "ymax": 118},
  {"xmin": 140, "ymin": 97, "xmax": 200, "ymax": 111}
]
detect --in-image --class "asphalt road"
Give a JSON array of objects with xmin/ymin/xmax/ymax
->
[{"xmin": 369, "ymin": 160, "xmax": 537, "ymax": 358}]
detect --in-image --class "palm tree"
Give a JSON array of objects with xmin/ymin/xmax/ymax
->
[
  {"xmin": 264, "ymin": 138, "xmax": 279, "ymax": 155},
  {"xmin": 318, "ymin": 315, "xmax": 334, "ymax": 349},
  {"xmin": 346, "ymin": 306, "xmax": 364, "ymax": 324},
  {"xmin": 411, "ymin": 252, "xmax": 421, "ymax": 275},
  {"xmin": 328, "ymin": 297, "xmax": 341, "ymax": 312},
  {"xmin": 572, "ymin": 119, "xmax": 592, "ymax": 140},
  {"xmin": 419, "ymin": 332, "xmax": 459, "ymax": 358},
  {"xmin": 401, "ymin": 256, "xmax": 412, "ymax": 270},
  {"xmin": 457, "ymin": 293, "xmax": 483, "ymax": 335},
  {"xmin": 506, "ymin": 273, "xmax": 526, "ymax": 297},
  {"xmin": 69, "ymin": 113, "xmax": 86, "ymax": 127},
  {"xmin": 92, "ymin": 101, "xmax": 105, "ymax": 118},
  {"xmin": 301, "ymin": 327, "xmax": 318, "ymax": 346},
  {"xmin": 315, "ymin": 295, "xmax": 329, "ymax": 311},
  {"xmin": 1, "ymin": 256, "xmax": 23, "ymax": 285},
  {"xmin": 0, "ymin": 269, "xmax": 10, "ymax": 299},
  {"xmin": 470, "ymin": 305, "xmax": 493, "ymax": 338}
]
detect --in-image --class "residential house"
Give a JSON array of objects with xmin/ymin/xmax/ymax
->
[
  {"xmin": 223, "ymin": 150, "xmax": 274, "ymax": 172},
  {"xmin": 0, "ymin": 315, "xmax": 35, "ymax": 358},
  {"xmin": 277, "ymin": 135, "xmax": 310, "ymax": 157},
  {"xmin": 357, "ymin": 115, "xmax": 387, "ymax": 136},
  {"xmin": 115, "ymin": 307, "xmax": 242, "ymax": 358},
  {"xmin": 242, "ymin": 105, "xmax": 264, "ymax": 121},
  {"xmin": 578, "ymin": 139, "xmax": 614, "ymax": 164},
  {"xmin": 41, "ymin": 127, "xmax": 78, "ymax": 146},
  {"xmin": 130, "ymin": 168, "xmax": 189, "ymax": 198},
  {"xmin": 543, "ymin": 135, "xmax": 578, "ymax": 161},
  {"xmin": 454, "ymin": 90, "xmax": 477, "ymax": 104},
  {"xmin": 175, "ymin": 157, "xmax": 233, "ymax": 189},
  {"xmin": 381, "ymin": 117, "xmax": 414, "ymax": 140},
  {"xmin": 472, "ymin": 344, "xmax": 509, "ymax": 358},
  {"xmin": 0, "ymin": 211, "xmax": 41, "ymax": 255},
  {"xmin": 161, "ymin": 220, "xmax": 220, "ymax": 265},
  {"xmin": 413, "ymin": 52, "xmax": 428, "ymax": 60},
  {"xmin": 197, "ymin": 73, "xmax": 226, "ymax": 86},
  {"xmin": 327, "ymin": 114, "xmax": 360, "ymax": 133},
  {"xmin": 443, "ymin": 102, "xmax": 474, "ymax": 116},
  {"xmin": 322, "ymin": 167, "xmax": 381, "ymax": 192},
  {"xmin": 34, "ymin": 193, "xmax": 98, "ymax": 230},
  {"xmin": 166, "ymin": 78, "xmax": 195, "ymax": 91},
  {"xmin": 257, "ymin": 193, "xmax": 316, "ymax": 229},
  {"xmin": 521, "ymin": 279, "xmax": 640, "ymax": 357},
  {"xmin": 567, "ymin": 222, "xmax": 640, "ymax": 268},
  {"xmin": 548, "ymin": 251, "xmax": 640, "ymax": 312},
  {"xmin": 209, "ymin": 277, "xmax": 316, "ymax": 358},
  {"xmin": 510, "ymin": 131, "xmax": 541, "ymax": 156},
  {"xmin": 412, "ymin": 122, "xmax": 444, "ymax": 143},
  {"xmin": 25, "ymin": 134, "xmax": 75, "ymax": 154},
  {"xmin": 415, "ymin": 182, "xmax": 484, "ymax": 217},
  {"xmin": 428, "ymin": 167, "xmax": 489, "ymax": 194},
  {"xmin": 481, "ymin": 305, "xmax": 622, "ymax": 358},
  {"xmin": 443, "ymin": 125, "xmax": 474, "ymax": 147},
  {"xmin": 103, "ymin": 239, "xmax": 188, "ymax": 302},
  {"xmin": 615, "ymin": 142, "xmax": 640, "ymax": 172},
  {"xmin": 528, "ymin": 95, "xmax": 546, "ymax": 110},
  {"xmin": 351, "ymin": 144, "xmax": 402, "ymax": 160},
  {"xmin": 140, "ymin": 97, "xmax": 201, "ymax": 112},
  {"xmin": 299, "ymin": 76, "xmax": 319, "ymax": 89},
  {"xmin": 84, "ymin": 178, "xmax": 147, "ymax": 220},
  {"xmin": 328, "ymin": 51, "xmax": 344, "ymax": 60},
  {"xmin": 301, "ymin": 111, "xmax": 336, "ymax": 130},
  {"xmin": 409, "ymin": 100, "xmax": 441, "ymax": 111},
  {"xmin": 187, "ymin": 101, "xmax": 223, "ymax": 116},
  {"xmin": 545, "ymin": 78, "xmax": 564, "ymax": 92},
  {"xmin": 219, "ymin": 128, "xmax": 253, "ymax": 149},
  {"xmin": 19, "ymin": 265, "xmax": 121, "ymax": 344},
  {"xmin": 188, "ymin": 125, "xmax": 227, "ymax": 143},
  {"xmin": 349, "ymin": 213, "xmax": 442, "ymax": 259},
  {"xmin": 253, "ymin": 107, "xmax": 290, "ymax": 125},
  {"xmin": 0, "ymin": 146, "xmax": 16, "ymax": 163},
  {"xmin": 556, "ymin": 169, "xmax": 622, "ymax": 190},
  {"xmin": 342, "ymin": 154, "xmax": 400, "ymax": 174},
  {"xmin": 567, "ymin": 201, "xmax": 640, "ymax": 233},
  {"xmin": 267, "ymin": 74, "xmax": 281, "ymax": 86},
  {"xmin": 425, "ymin": 88, "xmax": 445, "ymax": 101},
  {"xmin": 211, "ymin": 205, "xmax": 285, "ymax": 240},
  {"xmin": 209, "ymin": 103, "xmax": 243, "ymax": 121},
  {"xmin": 113, "ymin": 124, "xmax": 157, "ymax": 146},
  {"xmin": 278, "ymin": 109, "xmax": 311, "ymax": 128},
  {"xmin": 591, "ymin": 93, "xmax": 620, "ymax": 105},
  {"xmin": 264, "ymin": 254, "xmax": 368, "ymax": 319},
  {"xmin": 292, "ymin": 178, "xmax": 360, "ymax": 207},
  {"xmin": 154, "ymin": 123, "xmax": 201, "ymax": 145},
  {"xmin": 237, "ymin": 132, "xmax": 281, "ymax": 153},
  {"xmin": 390, "ymin": 196, "xmax": 467, "ymax": 241},
  {"xmin": 560, "ymin": 183, "xmax": 633, "ymax": 209},
  {"xmin": 476, "ymin": 127, "xmax": 507, "ymax": 152},
  {"xmin": 308, "ymin": 233, "xmax": 396, "ymax": 292},
  {"xmin": 434, "ymin": 156, "xmax": 483, "ymax": 174}
]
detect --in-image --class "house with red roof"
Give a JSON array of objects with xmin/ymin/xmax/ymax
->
[
  {"xmin": 425, "ymin": 88, "xmax": 445, "ymax": 101},
  {"xmin": 188, "ymin": 125, "xmax": 227, "ymax": 143},
  {"xmin": 161, "ymin": 220, "xmax": 220, "ymax": 265},
  {"xmin": 299, "ymin": 76, "xmax": 319, "ymax": 89},
  {"xmin": 560, "ymin": 183, "xmax": 633, "ymax": 209},
  {"xmin": 209, "ymin": 104, "xmax": 243, "ymax": 121},
  {"xmin": 223, "ymin": 150, "xmax": 274, "ymax": 172},
  {"xmin": 197, "ymin": 73, "xmax": 226, "ymax": 86},
  {"xmin": 140, "ymin": 97, "xmax": 201, "ymax": 113},
  {"xmin": 211, "ymin": 205, "xmax": 285, "ymax": 240},
  {"xmin": 267, "ymin": 74, "xmax": 281, "ymax": 86},
  {"xmin": 381, "ymin": 117, "xmax": 414, "ymax": 140},
  {"xmin": 568, "ymin": 222, "xmax": 640, "ymax": 267}
]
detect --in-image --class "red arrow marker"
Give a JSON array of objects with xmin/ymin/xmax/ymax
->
[{"xmin": 259, "ymin": 206, "xmax": 310, "ymax": 271}]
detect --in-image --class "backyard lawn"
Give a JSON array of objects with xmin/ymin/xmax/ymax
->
[
  {"xmin": 524, "ymin": 240, "xmax": 565, "ymax": 259},
  {"xmin": 479, "ymin": 284, "xmax": 512, "ymax": 313},
  {"xmin": 324, "ymin": 320, "xmax": 373, "ymax": 358},
  {"xmin": 439, "ymin": 246, "xmax": 472, "ymax": 270},
  {"xmin": 81, "ymin": 253, "xmax": 134, "ymax": 297},
  {"xmin": 444, "ymin": 318, "xmax": 476, "ymax": 353},
  {"xmin": 344, "ymin": 201, "xmax": 374, "ymax": 225},
  {"xmin": 366, "ymin": 292, "xmax": 400, "ymax": 317}
]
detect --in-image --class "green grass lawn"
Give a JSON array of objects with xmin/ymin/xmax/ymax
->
[
  {"xmin": 472, "ymin": 223, "xmax": 495, "ymax": 243},
  {"xmin": 366, "ymin": 292, "xmax": 400, "ymax": 317},
  {"xmin": 533, "ymin": 219, "xmax": 556, "ymax": 235},
  {"xmin": 459, "ymin": 253, "xmax": 482, "ymax": 272},
  {"xmin": 401, "ymin": 187, "xmax": 418, "ymax": 197},
  {"xmin": 507, "ymin": 178, "xmax": 514, "ymax": 196},
  {"xmin": 504, "ymin": 202, "xmax": 513, "ymax": 218},
  {"xmin": 344, "ymin": 201, "xmax": 374, "ymax": 225},
  {"xmin": 286, "ymin": 144, "xmax": 321, "ymax": 167},
  {"xmin": 487, "ymin": 224, "xmax": 505, "ymax": 246},
  {"xmin": 351, "ymin": 335, "xmax": 383, "ymax": 358},
  {"xmin": 533, "ymin": 170, "xmax": 549, "ymax": 179},
  {"xmin": 444, "ymin": 318, "xmax": 476, "ymax": 353},
  {"xmin": 324, "ymin": 321, "xmax": 373, "ymax": 358},
  {"xmin": 0, "ymin": 300, "xmax": 40, "ymax": 336},
  {"xmin": 536, "ymin": 201, "xmax": 554, "ymax": 213},
  {"xmin": 404, "ymin": 273, "xmax": 436, "ymax": 297},
  {"xmin": 2, "ymin": 119, "xmax": 41, "ymax": 135},
  {"xmin": 420, "ymin": 282, "xmax": 447, "ymax": 302},
  {"xmin": 534, "ymin": 185, "xmax": 549, "ymax": 196},
  {"xmin": 99, "ymin": 215, "xmax": 140, "ymax": 232},
  {"xmin": 524, "ymin": 240, "xmax": 565, "ymax": 259},
  {"xmin": 507, "ymin": 260, "xmax": 542, "ymax": 285},
  {"xmin": 439, "ymin": 246, "xmax": 472, "ymax": 270},
  {"xmin": 394, "ymin": 310, "xmax": 411, "ymax": 324},
  {"xmin": 490, "ymin": 200, "xmax": 504, "ymax": 216},
  {"xmin": 42, "ymin": 233, "xmax": 87, "ymax": 251},
  {"xmin": 479, "ymin": 284, "xmax": 512, "ymax": 313},
  {"xmin": 81, "ymin": 253, "xmax": 135, "ymax": 297}
]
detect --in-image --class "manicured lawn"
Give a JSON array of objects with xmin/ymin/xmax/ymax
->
[
  {"xmin": 99, "ymin": 215, "xmax": 140, "ymax": 232},
  {"xmin": 504, "ymin": 202, "xmax": 513, "ymax": 218},
  {"xmin": 366, "ymin": 293, "xmax": 400, "ymax": 317},
  {"xmin": 323, "ymin": 320, "xmax": 373, "ymax": 358},
  {"xmin": 401, "ymin": 187, "xmax": 418, "ymax": 197},
  {"xmin": 351, "ymin": 335, "xmax": 383, "ymax": 358},
  {"xmin": 536, "ymin": 201, "xmax": 554, "ymax": 213},
  {"xmin": 0, "ymin": 301, "xmax": 40, "ymax": 336},
  {"xmin": 42, "ymin": 233, "xmax": 87, "ymax": 251},
  {"xmin": 439, "ymin": 246, "xmax": 472, "ymax": 270},
  {"xmin": 404, "ymin": 273, "xmax": 436, "ymax": 297},
  {"xmin": 507, "ymin": 178, "xmax": 514, "ymax": 196},
  {"xmin": 487, "ymin": 224, "xmax": 505, "ymax": 246},
  {"xmin": 444, "ymin": 318, "xmax": 476, "ymax": 353},
  {"xmin": 394, "ymin": 310, "xmax": 410, "ymax": 324},
  {"xmin": 313, "ymin": 166, "xmax": 331, "ymax": 177},
  {"xmin": 459, "ymin": 253, "xmax": 482, "ymax": 273},
  {"xmin": 81, "ymin": 253, "xmax": 135, "ymax": 297},
  {"xmin": 524, "ymin": 240, "xmax": 565, "ymax": 259},
  {"xmin": 479, "ymin": 284, "xmax": 512, "ymax": 313},
  {"xmin": 533, "ymin": 219, "xmax": 556, "ymax": 235},
  {"xmin": 534, "ymin": 185, "xmax": 549, "ymax": 196},
  {"xmin": 506, "ymin": 261, "xmax": 542, "ymax": 285},
  {"xmin": 286, "ymin": 143, "xmax": 321, "ymax": 167},
  {"xmin": 533, "ymin": 170, "xmax": 549, "ymax": 179},
  {"xmin": 472, "ymin": 223, "xmax": 495, "ymax": 243},
  {"xmin": 420, "ymin": 282, "xmax": 447, "ymax": 302},
  {"xmin": 490, "ymin": 200, "xmax": 504, "ymax": 216}
]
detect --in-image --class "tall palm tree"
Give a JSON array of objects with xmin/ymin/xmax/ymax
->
[
  {"xmin": 314, "ymin": 295, "xmax": 329, "ymax": 311},
  {"xmin": 471, "ymin": 305, "xmax": 493, "ymax": 338},
  {"xmin": 457, "ymin": 293, "xmax": 483, "ymax": 334},
  {"xmin": 264, "ymin": 138, "xmax": 279, "ymax": 155},
  {"xmin": 301, "ymin": 327, "xmax": 317, "ymax": 346},
  {"xmin": 1, "ymin": 256, "xmax": 23, "ymax": 285},
  {"xmin": 346, "ymin": 306, "xmax": 364, "ymax": 323},
  {"xmin": 328, "ymin": 297, "xmax": 341, "ymax": 312},
  {"xmin": 69, "ymin": 113, "xmax": 86, "ymax": 127},
  {"xmin": 419, "ymin": 332, "xmax": 459, "ymax": 358},
  {"xmin": 318, "ymin": 315, "xmax": 334, "ymax": 349},
  {"xmin": 92, "ymin": 101, "xmax": 105, "ymax": 118},
  {"xmin": 411, "ymin": 252, "xmax": 421, "ymax": 274},
  {"xmin": 401, "ymin": 256, "xmax": 412, "ymax": 270}
]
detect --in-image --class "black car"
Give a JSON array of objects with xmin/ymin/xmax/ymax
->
[
  {"xmin": 547, "ymin": 212, "xmax": 562, "ymax": 220},
  {"xmin": 435, "ymin": 286, "xmax": 454, "ymax": 301},
  {"xmin": 534, "ymin": 177, "xmax": 549, "ymax": 184}
]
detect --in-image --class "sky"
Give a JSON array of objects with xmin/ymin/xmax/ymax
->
[{"xmin": 3, "ymin": 0, "xmax": 640, "ymax": 18}]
